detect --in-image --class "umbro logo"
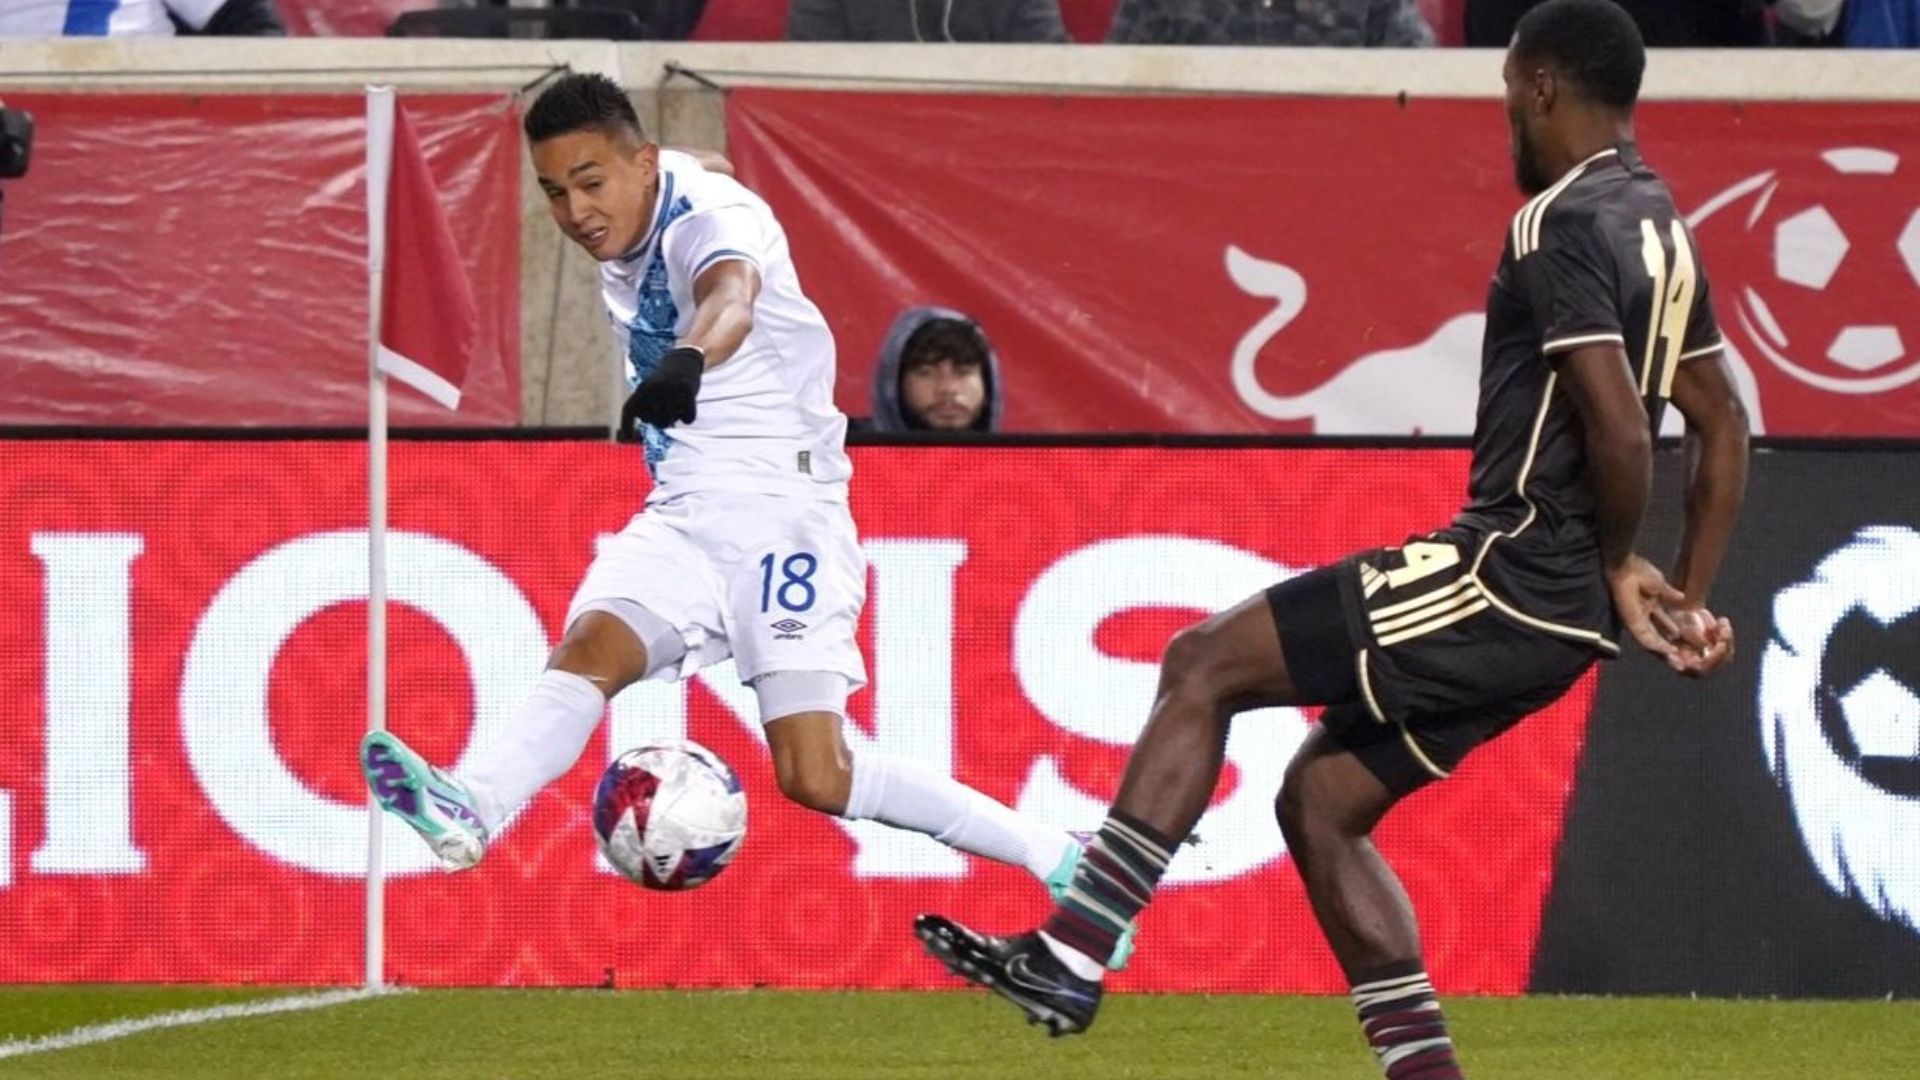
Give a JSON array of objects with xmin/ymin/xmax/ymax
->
[{"xmin": 771, "ymin": 619, "xmax": 807, "ymax": 637}]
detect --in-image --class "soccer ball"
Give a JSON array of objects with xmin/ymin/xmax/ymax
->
[
  {"xmin": 593, "ymin": 741, "xmax": 747, "ymax": 891},
  {"xmin": 1732, "ymin": 146, "xmax": 1920, "ymax": 393}
]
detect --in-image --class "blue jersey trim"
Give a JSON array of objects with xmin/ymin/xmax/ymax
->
[
  {"xmin": 625, "ymin": 183, "xmax": 698, "ymax": 476},
  {"xmin": 63, "ymin": 0, "xmax": 120, "ymax": 34},
  {"xmin": 691, "ymin": 248, "xmax": 757, "ymax": 280},
  {"xmin": 618, "ymin": 172, "xmax": 678, "ymax": 267}
]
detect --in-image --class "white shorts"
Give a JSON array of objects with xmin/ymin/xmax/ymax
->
[{"xmin": 566, "ymin": 491, "xmax": 868, "ymax": 690}]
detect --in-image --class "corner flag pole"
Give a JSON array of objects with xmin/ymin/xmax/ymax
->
[{"xmin": 363, "ymin": 84, "xmax": 395, "ymax": 992}]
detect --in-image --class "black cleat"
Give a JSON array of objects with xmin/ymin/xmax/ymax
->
[{"xmin": 914, "ymin": 913, "xmax": 1103, "ymax": 1037}]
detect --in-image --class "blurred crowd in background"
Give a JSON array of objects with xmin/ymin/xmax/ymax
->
[{"xmin": 2, "ymin": 0, "xmax": 1912, "ymax": 48}]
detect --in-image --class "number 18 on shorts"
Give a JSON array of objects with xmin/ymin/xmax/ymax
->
[{"xmin": 568, "ymin": 493, "xmax": 868, "ymax": 689}]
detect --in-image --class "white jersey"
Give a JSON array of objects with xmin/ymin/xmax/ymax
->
[
  {"xmin": 0, "ymin": 0, "xmax": 224, "ymax": 36},
  {"xmin": 602, "ymin": 151, "xmax": 851, "ymax": 502}
]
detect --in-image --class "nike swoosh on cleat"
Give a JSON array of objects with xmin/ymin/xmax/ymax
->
[{"xmin": 1004, "ymin": 956, "xmax": 1095, "ymax": 1007}]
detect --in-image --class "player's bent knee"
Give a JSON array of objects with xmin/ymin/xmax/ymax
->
[
  {"xmin": 1279, "ymin": 749, "xmax": 1390, "ymax": 850},
  {"xmin": 1279, "ymin": 743, "xmax": 1349, "ymax": 839},
  {"xmin": 552, "ymin": 601, "xmax": 685, "ymax": 692},
  {"xmin": 1276, "ymin": 788, "xmax": 1349, "ymax": 870},
  {"xmin": 1274, "ymin": 775, "xmax": 1311, "ymax": 849},
  {"xmin": 761, "ymin": 684, "xmax": 855, "ymax": 816},
  {"xmin": 774, "ymin": 758, "xmax": 850, "ymax": 814},
  {"xmin": 1160, "ymin": 621, "xmax": 1243, "ymax": 709},
  {"xmin": 549, "ymin": 617, "xmax": 641, "ymax": 692},
  {"xmin": 1160, "ymin": 624, "xmax": 1217, "ymax": 689},
  {"xmin": 766, "ymin": 723, "xmax": 852, "ymax": 814}
]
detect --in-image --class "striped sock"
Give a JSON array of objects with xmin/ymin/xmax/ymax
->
[
  {"xmin": 1040, "ymin": 811, "xmax": 1174, "ymax": 968},
  {"xmin": 1351, "ymin": 964, "xmax": 1464, "ymax": 1080}
]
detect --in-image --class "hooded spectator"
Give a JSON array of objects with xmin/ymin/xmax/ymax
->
[{"xmin": 860, "ymin": 307, "xmax": 1004, "ymax": 433}]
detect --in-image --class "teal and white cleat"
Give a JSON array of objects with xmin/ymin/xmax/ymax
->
[
  {"xmin": 1045, "ymin": 838, "xmax": 1138, "ymax": 971},
  {"xmin": 360, "ymin": 730, "xmax": 489, "ymax": 871}
]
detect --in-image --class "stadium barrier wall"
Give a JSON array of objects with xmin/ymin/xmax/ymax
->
[
  {"xmin": 0, "ymin": 438, "xmax": 1914, "ymax": 997},
  {"xmin": 3, "ymin": 43, "xmax": 1918, "ymax": 429}
]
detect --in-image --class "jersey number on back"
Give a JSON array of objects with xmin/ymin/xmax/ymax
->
[{"xmin": 1637, "ymin": 218, "xmax": 1699, "ymax": 402}]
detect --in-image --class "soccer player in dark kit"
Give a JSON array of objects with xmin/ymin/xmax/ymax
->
[{"xmin": 913, "ymin": 2, "xmax": 1751, "ymax": 1075}]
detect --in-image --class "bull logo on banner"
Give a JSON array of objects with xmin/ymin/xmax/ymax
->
[
  {"xmin": 1226, "ymin": 146, "xmax": 1920, "ymax": 436},
  {"xmin": 1224, "ymin": 245, "xmax": 1484, "ymax": 435},
  {"xmin": 1758, "ymin": 526, "xmax": 1920, "ymax": 935}
]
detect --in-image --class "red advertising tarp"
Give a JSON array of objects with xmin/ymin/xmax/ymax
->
[
  {"xmin": 730, "ymin": 90, "xmax": 1920, "ymax": 437},
  {"xmin": 0, "ymin": 441, "xmax": 1592, "ymax": 992},
  {"xmin": 277, "ymin": 0, "xmax": 427, "ymax": 36},
  {"xmin": 0, "ymin": 94, "xmax": 520, "ymax": 427}
]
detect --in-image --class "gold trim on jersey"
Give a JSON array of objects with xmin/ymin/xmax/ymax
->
[
  {"xmin": 1359, "ymin": 563, "xmax": 1387, "ymax": 599},
  {"xmin": 1541, "ymin": 331, "xmax": 1626, "ymax": 355},
  {"xmin": 1370, "ymin": 574, "xmax": 1475, "ymax": 620},
  {"xmin": 1357, "ymin": 648, "xmax": 1387, "ymax": 724},
  {"xmin": 1398, "ymin": 724, "xmax": 1451, "ymax": 780},
  {"xmin": 1465, "ymin": 369, "xmax": 1624, "ymax": 656},
  {"xmin": 1510, "ymin": 147, "xmax": 1619, "ymax": 259},
  {"xmin": 1678, "ymin": 339, "xmax": 1724, "ymax": 361},
  {"xmin": 1376, "ymin": 596, "xmax": 1492, "ymax": 648},
  {"xmin": 1354, "ymin": 650, "xmax": 1451, "ymax": 778}
]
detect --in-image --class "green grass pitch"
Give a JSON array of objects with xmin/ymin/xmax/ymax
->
[{"xmin": 2, "ymin": 986, "xmax": 1916, "ymax": 1079}]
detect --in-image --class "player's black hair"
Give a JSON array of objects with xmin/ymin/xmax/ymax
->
[
  {"xmin": 1512, "ymin": 0, "xmax": 1646, "ymax": 111},
  {"xmin": 523, "ymin": 72, "xmax": 647, "ymax": 145}
]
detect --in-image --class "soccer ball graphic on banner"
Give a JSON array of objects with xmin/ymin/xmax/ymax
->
[
  {"xmin": 593, "ymin": 742, "xmax": 748, "ymax": 891},
  {"xmin": 1731, "ymin": 147, "xmax": 1920, "ymax": 394}
]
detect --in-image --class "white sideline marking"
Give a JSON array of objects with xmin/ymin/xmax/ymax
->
[{"xmin": 0, "ymin": 986, "xmax": 405, "ymax": 1060}]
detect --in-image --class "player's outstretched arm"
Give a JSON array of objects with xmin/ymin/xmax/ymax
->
[
  {"xmin": 1555, "ymin": 343, "xmax": 1688, "ymax": 669},
  {"xmin": 683, "ymin": 258, "xmax": 760, "ymax": 369},
  {"xmin": 622, "ymin": 260, "xmax": 763, "ymax": 431}
]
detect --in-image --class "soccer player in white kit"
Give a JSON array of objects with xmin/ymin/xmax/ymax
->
[{"xmin": 361, "ymin": 73, "xmax": 1095, "ymax": 917}]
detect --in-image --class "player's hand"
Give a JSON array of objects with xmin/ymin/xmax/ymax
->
[
  {"xmin": 1606, "ymin": 554, "xmax": 1689, "ymax": 669},
  {"xmin": 1652, "ymin": 603, "xmax": 1736, "ymax": 679},
  {"xmin": 623, "ymin": 346, "xmax": 705, "ymax": 433}
]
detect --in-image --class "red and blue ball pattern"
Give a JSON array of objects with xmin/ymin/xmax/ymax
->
[{"xmin": 593, "ymin": 742, "xmax": 748, "ymax": 891}]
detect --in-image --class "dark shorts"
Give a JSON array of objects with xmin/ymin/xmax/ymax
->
[{"xmin": 1266, "ymin": 537, "xmax": 1599, "ymax": 797}]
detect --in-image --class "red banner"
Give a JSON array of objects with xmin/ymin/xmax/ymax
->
[
  {"xmin": 277, "ymin": 0, "xmax": 426, "ymax": 35},
  {"xmin": 729, "ymin": 90, "xmax": 1920, "ymax": 437},
  {"xmin": 0, "ymin": 94, "xmax": 521, "ymax": 427},
  {"xmin": 0, "ymin": 440, "xmax": 1592, "ymax": 992}
]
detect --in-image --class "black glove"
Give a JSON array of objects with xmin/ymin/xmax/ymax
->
[{"xmin": 623, "ymin": 346, "xmax": 705, "ymax": 434}]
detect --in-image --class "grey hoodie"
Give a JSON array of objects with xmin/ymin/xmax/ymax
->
[{"xmin": 864, "ymin": 306, "xmax": 1005, "ymax": 433}]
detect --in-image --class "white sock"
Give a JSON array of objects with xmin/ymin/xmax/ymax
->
[
  {"xmin": 458, "ymin": 669, "xmax": 607, "ymax": 834},
  {"xmin": 842, "ymin": 752, "xmax": 1076, "ymax": 879},
  {"xmin": 1039, "ymin": 931, "xmax": 1107, "ymax": 982}
]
